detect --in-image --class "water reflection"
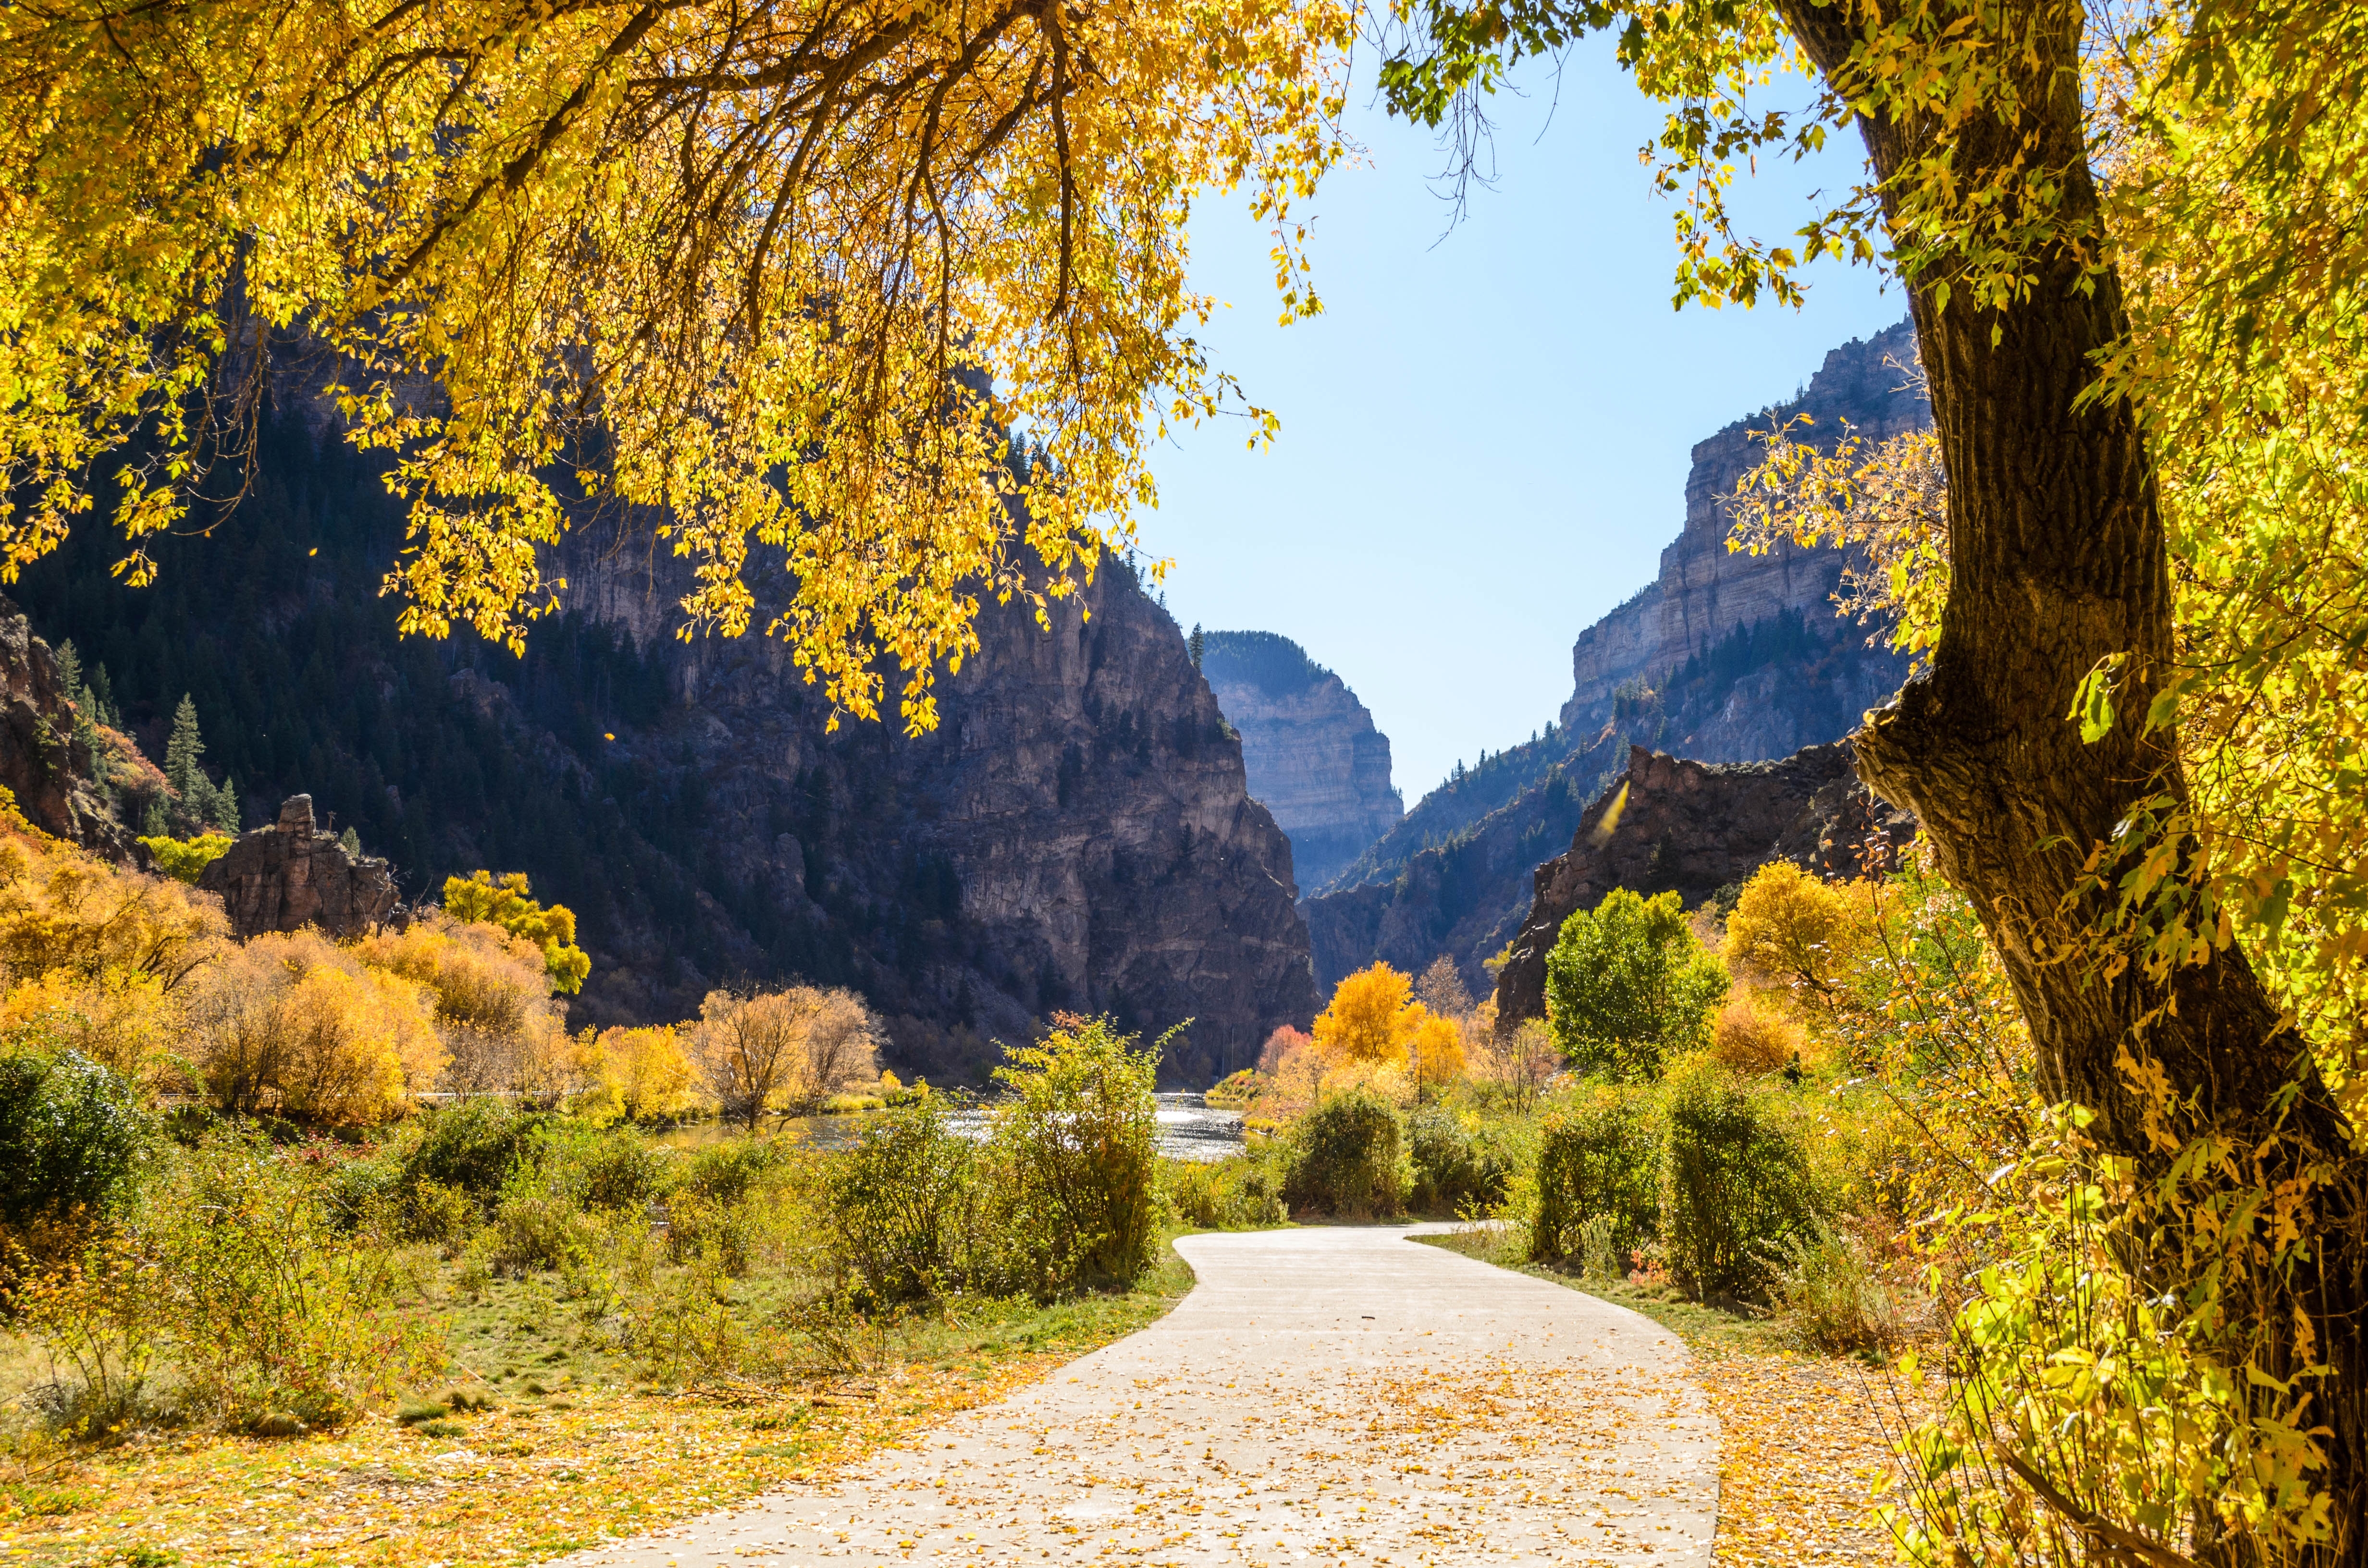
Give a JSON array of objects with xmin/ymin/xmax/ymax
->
[{"xmin": 653, "ymin": 1090, "xmax": 1245, "ymax": 1163}]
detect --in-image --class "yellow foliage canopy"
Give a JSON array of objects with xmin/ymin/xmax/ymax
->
[
  {"xmin": 1312, "ymin": 963, "xmax": 1413, "ymax": 1066},
  {"xmin": 0, "ymin": 0, "xmax": 1349, "ymax": 733},
  {"xmin": 1722, "ymin": 863, "xmax": 1874, "ymax": 1013},
  {"xmin": 441, "ymin": 871, "xmax": 591, "ymax": 995}
]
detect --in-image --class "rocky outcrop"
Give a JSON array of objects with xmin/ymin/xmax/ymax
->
[
  {"xmin": 1199, "ymin": 631, "xmax": 1402, "ymax": 891},
  {"xmin": 0, "ymin": 595, "xmax": 137, "ymax": 858},
  {"xmin": 1492, "ymin": 743, "xmax": 1913, "ymax": 1031},
  {"xmin": 199, "ymin": 794, "xmax": 400, "ymax": 938},
  {"xmin": 1558, "ymin": 318, "xmax": 1926, "ymax": 745}
]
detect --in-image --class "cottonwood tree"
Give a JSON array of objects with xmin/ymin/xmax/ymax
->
[
  {"xmin": 692, "ymin": 986, "xmax": 876, "ymax": 1128},
  {"xmin": 1380, "ymin": 1, "xmax": 2368, "ymax": 1559},
  {"xmin": 0, "ymin": 0, "xmax": 1348, "ymax": 730}
]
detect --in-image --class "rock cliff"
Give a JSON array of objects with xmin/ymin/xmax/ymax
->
[
  {"xmin": 1558, "ymin": 318, "xmax": 1925, "ymax": 744},
  {"xmin": 1491, "ymin": 743, "xmax": 1914, "ymax": 1031},
  {"xmin": 1199, "ymin": 631, "xmax": 1402, "ymax": 890},
  {"xmin": 1297, "ymin": 321, "xmax": 1924, "ymax": 996},
  {"xmin": 199, "ymin": 794, "xmax": 399, "ymax": 938},
  {"xmin": 0, "ymin": 596, "xmax": 139, "ymax": 858},
  {"xmin": 11, "ymin": 407, "xmax": 1317, "ymax": 1086}
]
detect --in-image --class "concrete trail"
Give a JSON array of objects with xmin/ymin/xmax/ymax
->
[{"xmin": 566, "ymin": 1225, "xmax": 1719, "ymax": 1568}]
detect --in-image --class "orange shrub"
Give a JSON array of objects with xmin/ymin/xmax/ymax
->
[
  {"xmin": 188, "ymin": 930, "xmax": 445, "ymax": 1124},
  {"xmin": 1709, "ymin": 992, "xmax": 1808, "ymax": 1075}
]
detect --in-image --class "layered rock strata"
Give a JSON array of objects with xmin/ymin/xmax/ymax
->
[
  {"xmin": 1491, "ymin": 742, "xmax": 1913, "ymax": 1031},
  {"xmin": 200, "ymin": 793, "xmax": 400, "ymax": 938},
  {"xmin": 1199, "ymin": 631, "xmax": 1402, "ymax": 891}
]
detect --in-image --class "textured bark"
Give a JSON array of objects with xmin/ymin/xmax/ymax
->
[{"xmin": 1775, "ymin": 3, "xmax": 2363, "ymax": 1558}]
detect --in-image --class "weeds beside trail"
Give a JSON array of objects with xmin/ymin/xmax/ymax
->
[{"xmin": 0, "ymin": 1016, "xmax": 1227, "ymax": 1568}]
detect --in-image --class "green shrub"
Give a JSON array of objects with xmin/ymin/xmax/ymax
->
[
  {"xmin": 678, "ymin": 1137, "xmax": 791, "ymax": 1207},
  {"xmin": 1544, "ymin": 889, "xmax": 1728, "ymax": 1080},
  {"xmin": 1282, "ymin": 1089, "xmax": 1404, "ymax": 1218},
  {"xmin": 986, "ymin": 1017, "xmax": 1163, "ymax": 1297},
  {"xmin": 140, "ymin": 1128, "xmax": 443, "ymax": 1430},
  {"xmin": 1660, "ymin": 1056, "xmax": 1816, "ymax": 1303},
  {"xmin": 0, "ymin": 1049, "xmax": 148, "ymax": 1232},
  {"xmin": 665, "ymin": 1190, "xmax": 762, "ymax": 1276},
  {"xmin": 535, "ymin": 1124, "xmax": 672, "ymax": 1213},
  {"xmin": 1406, "ymin": 1104, "xmax": 1517, "ymax": 1215},
  {"xmin": 1529, "ymin": 1085, "xmax": 1661, "ymax": 1267},
  {"xmin": 1163, "ymin": 1150, "xmax": 1287, "ymax": 1230},
  {"xmin": 1769, "ymin": 1219, "xmax": 1915, "ymax": 1352},
  {"xmin": 823, "ymin": 1098, "xmax": 979, "ymax": 1304},
  {"xmin": 400, "ymin": 1099, "xmax": 540, "ymax": 1206}
]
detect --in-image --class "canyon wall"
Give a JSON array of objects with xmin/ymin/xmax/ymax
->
[
  {"xmin": 1298, "ymin": 320, "xmax": 1924, "ymax": 996},
  {"xmin": 1198, "ymin": 631, "xmax": 1402, "ymax": 891},
  {"xmin": 1559, "ymin": 318, "xmax": 1925, "ymax": 744},
  {"xmin": 12, "ymin": 405, "xmax": 1317, "ymax": 1086}
]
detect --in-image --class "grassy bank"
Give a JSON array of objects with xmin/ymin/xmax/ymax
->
[{"xmin": 1, "ymin": 1248, "xmax": 1195, "ymax": 1568}]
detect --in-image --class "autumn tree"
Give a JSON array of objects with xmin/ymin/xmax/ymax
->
[
  {"xmin": 1722, "ymin": 863, "xmax": 1870, "ymax": 1014},
  {"xmin": 691, "ymin": 987, "xmax": 878, "ymax": 1129},
  {"xmin": 1311, "ymin": 963, "xmax": 1415, "ymax": 1066},
  {"xmin": 0, "ymin": 0, "xmax": 1348, "ymax": 732},
  {"xmin": 1312, "ymin": 962, "xmax": 1463, "ymax": 1099},
  {"xmin": 441, "ymin": 872, "xmax": 592, "ymax": 996},
  {"xmin": 1384, "ymin": 1, "xmax": 2368, "ymax": 1556}
]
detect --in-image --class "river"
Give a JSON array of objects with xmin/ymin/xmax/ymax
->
[{"xmin": 656, "ymin": 1091, "xmax": 1245, "ymax": 1162}]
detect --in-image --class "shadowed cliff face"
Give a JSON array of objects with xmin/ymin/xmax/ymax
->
[
  {"xmin": 10, "ymin": 405, "xmax": 1318, "ymax": 1088},
  {"xmin": 1199, "ymin": 631, "xmax": 1402, "ymax": 891},
  {"xmin": 1491, "ymin": 744, "xmax": 1913, "ymax": 1033}
]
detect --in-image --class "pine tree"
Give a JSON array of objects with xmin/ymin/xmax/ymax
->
[
  {"xmin": 1188, "ymin": 623, "xmax": 1204, "ymax": 672},
  {"xmin": 164, "ymin": 694, "xmax": 205, "ymax": 800},
  {"xmin": 85, "ymin": 664, "xmax": 118, "ymax": 728},
  {"xmin": 211, "ymin": 776, "xmax": 241, "ymax": 836},
  {"xmin": 54, "ymin": 639, "xmax": 81, "ymax": 699}
]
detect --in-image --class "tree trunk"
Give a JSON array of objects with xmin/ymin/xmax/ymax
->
[{"xmin": 1773, "ymin": 2, "xmax": 2366, "ymax": 1559}]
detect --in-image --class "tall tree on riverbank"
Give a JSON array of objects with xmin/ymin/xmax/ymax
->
[{"xmin": 1378, "ymin": 2, "xmax": 2368, "ymax": 1558}]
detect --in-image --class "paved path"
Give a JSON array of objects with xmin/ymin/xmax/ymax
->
[{"xmin": 567, "ymin": 1226, "xmax": 1719, "ymax": 1568}]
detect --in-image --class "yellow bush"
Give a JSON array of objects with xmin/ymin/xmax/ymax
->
[
  {"xmin": 1405, "ymin": 1006, "xmax": 1465, "ymax": 1092},
  {"xmin": 356, "ymin": 913, "xmax": 568, "ymax": 1099},
  {"xmin": 0, "ymin": 969, "xmax": 184, "ymax": 1083},
  {"xmin": 0, "ymin": 835, "xmax": 228, "ymax": 1084},
  {"xmin": 187, "ymin": 931, "xmax": 445, "ymax": 1124},
  {"xmin": 689, "ymin": 986, "xmax": 878, "ymax": 1127},
  {"xmin": 594, "ymin": 1024, "xmax": 707, "ymax": 1122},
  {"xmin": 1709, "ymin": 992, "xmax": 1808, "ymax": 1075}
]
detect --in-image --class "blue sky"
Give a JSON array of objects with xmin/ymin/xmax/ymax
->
[{"xmin": 1138, "ymin": 38, "xmax": 1905, "ymax": 800}]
